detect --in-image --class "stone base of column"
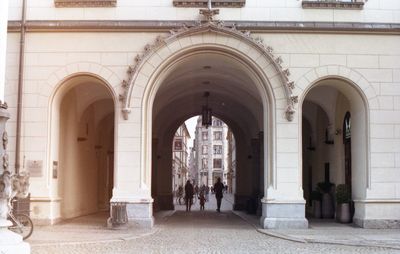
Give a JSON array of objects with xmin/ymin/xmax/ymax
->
[
  {"xmin": 353, "ymin": 200, "xmax": 400, "ymax": 229},
  {"xmin": 0, "ymin": 220, "xmax": 30, "ymax": 254},
  {"xmin": 260, "ymin": 200, "xmax": 308, "ymax": 229},
  {"xmin": 126, "ymin": 202, "xmax": 154, "ymax": 228},
  {"xmin": 354, "ymin": 218, "xmax": 400, "ymax": 229}
]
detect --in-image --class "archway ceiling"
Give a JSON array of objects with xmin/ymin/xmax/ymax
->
[
  {"xmin": 63, "ymin": 81, "xmax": 113, "ymax": 122},
  {"xmin": 153, "ymin": 94, "xmax": 259, "ymax": 140},
  {"xmin": 153, "ymin": 53, "xmax": 263, "ymax": 139},
  {"xmin": 303, "ymin": 85, "xmax": 339, "ymax": 125},
  {"xmin": 158, "ymin": 53, "xmax": 260, "ymax": 101}
]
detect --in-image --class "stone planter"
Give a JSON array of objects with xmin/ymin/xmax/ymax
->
[
  {"xmin": 321, "ymin": 193, "xmax": 334, "ymax": 218},
  {"xmin": 313, "ymin": 200, "xmax": 321, "ymax": 219},
  {"xmin": 337, "ymin": 203, "xmax": 351, "ymax": 223}
]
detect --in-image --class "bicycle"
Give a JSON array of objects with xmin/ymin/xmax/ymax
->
[
  {"xmin": 176, "ymin": 191, "xmax": 184, "ymax": 205},
  {"xmin": 8, "ymin": 197, "xmax": 33, "ymax": 240},
  {"xmin": 175, "ymin": 193, "xmax": 197, "ymax": 206}
]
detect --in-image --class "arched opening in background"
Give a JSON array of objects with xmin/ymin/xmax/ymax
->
[
  {"xmin": 50, "ymin": 75, "xmax": 115, "ymax": 220},
  {"xmin": 302, "ymin": 78, "xmax": 368, "ymax": 222},
  {"xmin": 170, "ymin": 116, "xmax": 237, "ymax": 209}
]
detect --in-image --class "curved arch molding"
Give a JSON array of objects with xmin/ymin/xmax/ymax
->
[{"xmin": 119, "ymin": 20, "xmax": 298, "ymax": 121}]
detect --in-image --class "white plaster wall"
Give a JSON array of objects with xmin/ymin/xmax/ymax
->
[
  {"xmin": 7, "ymin": 0, "xmax": 400, "ymax": 23},
  {"xmin": 0, "ymin": 0, "xmax": 8, "ymax": 101}
]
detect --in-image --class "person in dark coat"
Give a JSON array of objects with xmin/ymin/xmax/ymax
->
[
  {"xmin": 214, "ymin": 177, "xmax": 224, "ymax": 212},
  {"xmin": 184, "ymin": 180, "xmax": 194, "ymax": 212}
]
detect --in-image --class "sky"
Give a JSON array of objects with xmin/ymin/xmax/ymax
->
[{"xmin": 185, "ymin": 116, "xmax": 199, "ymax": 150}]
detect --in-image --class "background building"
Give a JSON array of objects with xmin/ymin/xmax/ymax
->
[
  {"xmin": 171, "ymin": 123, "xmax": 191, "ymax": 193},
  {"xmin": 195, "ymin": 116, "xmax": 229, "ymax": 187},
  {"xmin": 226, "ymin": 129, "xmax": 236, "ymax": 194}
]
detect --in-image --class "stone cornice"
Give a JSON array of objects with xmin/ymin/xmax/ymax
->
[
  {"xmin": 173, "ymin": 0, "xmax": 245, "ymax": 8},
  {"xmin": 54, "ymin": 0, "xmax": 117, "ymax": 8},
  {"xmin": 7, "ymin": 20, "xmax": 400, "ymax": 34}
]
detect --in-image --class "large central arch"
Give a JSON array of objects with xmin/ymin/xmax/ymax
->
[{"xmin": 114, "ymin": 21, "xmax": 307, "ymax": 228}]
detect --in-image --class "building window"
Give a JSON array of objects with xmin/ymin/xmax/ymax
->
[
  {"xmin": 343, "ymin": 112, "xmax": 351, "ymax": 142},
  {"xmin": 213, "ymin": 159, "xmax": 222, "ymax": 168},
  {"xmin": 202, "ymin": 145, "xmax": 208, "ymax": 155},
  {"xmin": 54, "ymin": 0, "xmax": 117, "ymax": 7},
  {"xmin": 213, "ymin": 131, "xmax": 222, "ymax": 140},
  {"xmin": 213, "ymin": 145, "xmax": 222, "ymax": 155},
  {"xmin": 202, "ymin": 158, "xmax": 208, "ymax": 169},
  {"xmin": 174, "ymin": 139, "xmax": 183, "ymax": 151},
  {"xmin": 213, "ymin": 119, "xmax": 223, "ymax": 126},
  {"xmin": 202, "ymin": 131, "xmax": 208, "ymax": 141}
]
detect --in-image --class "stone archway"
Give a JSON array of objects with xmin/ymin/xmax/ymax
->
[
  {"xmin": 49, "ymin": 74, "xmax": 115, "ymax": 221},
  {"xmin": 113, "ymin": 20, "xmax": 310, "ymax": 229},
  {"xmin": 300, "ymin": 76, "xmax": 370, "ymax": 225}
]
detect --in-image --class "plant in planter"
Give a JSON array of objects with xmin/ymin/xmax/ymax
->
[
  {"xmin": 317, "ymin": 181, "xmax": 334, "ymax": 219},
  {"xmin": 310, "ymin": 190, "xmax": 322, "ymax": 219},
  {"xmin": 336, "ymin": 184, "xmax": 351, "ymax": 223}
]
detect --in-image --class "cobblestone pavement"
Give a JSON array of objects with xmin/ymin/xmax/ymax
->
[{"xmin": 31, "ymin": 196, "xmax": 400, "ymax": 254}]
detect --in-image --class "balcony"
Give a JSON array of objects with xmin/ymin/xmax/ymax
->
[
  {"xmin": 54, "ymin": 0, "xmax": 117, "ymax": 7},
  {"xmin": 302, "ymin": 0, "xmax": 365, "ymax": 9},
  {"xmin": 173, "ymin": 0, "xmax": 245, "ymax": 8}
]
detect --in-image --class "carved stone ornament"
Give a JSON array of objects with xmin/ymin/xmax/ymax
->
[
  {"xmin": 0, "ymin": 171, "xmax": 30, "ymax": 200},
  {"xmin": 3, "ymin": 153, "xmax": 8, "ymax": 170},
  {"xmin": 2, "ymin": 131, "xmax": 8, "ymax": 150},
  {"xmin": 0, "ymin": 100, "xmax": 8, "ymax": 110},
  {"xmin": 119, "ymin": 4, "xmax": 297, "ymax": 121},
  {"xmin": 0, "ymin": 170, "xmax": 11, "ymax": 199}
]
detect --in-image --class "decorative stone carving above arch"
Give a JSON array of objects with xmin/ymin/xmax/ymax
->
[{"xmin": 118, "ymin": 20, "xmax": 298, "ymax": 121}]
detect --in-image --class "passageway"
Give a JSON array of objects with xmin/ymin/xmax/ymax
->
[{"xmin": 151, "ymin": 51, "xmax": 266, "ymax": 214}]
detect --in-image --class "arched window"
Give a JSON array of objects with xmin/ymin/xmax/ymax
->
[{"xmin": 343, "ymin": 112, "xmax": 351, "ymax": 144}]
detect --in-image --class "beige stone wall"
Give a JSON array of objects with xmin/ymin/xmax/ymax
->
[
  {"xmin": 4, "ymin": 28, "xmax": 400, "ymax": 223},
  {"xmin": 7, "ymin": 0, "xmax": 400, "ymax": 23}
]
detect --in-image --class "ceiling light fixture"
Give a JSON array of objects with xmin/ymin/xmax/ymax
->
[{"xmin": 201, "ymin": 91, "xmax": 212, "ymax": 129}]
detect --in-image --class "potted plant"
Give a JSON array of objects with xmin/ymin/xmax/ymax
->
[
  {"xmin": 317, "ymin": 181, "xmax": 334, "ymax": 218},
  {"xmin": 310, "ymin": 190, "xmax": 322, "ymax": 219},
  {"xmin": 336, "ymin": 184, "xmax": 351, "ymax": 223}
]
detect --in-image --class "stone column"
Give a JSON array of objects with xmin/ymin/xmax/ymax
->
[{"xmin": 0, "ymin": 1, "xmax": 30, "ymax": 253}]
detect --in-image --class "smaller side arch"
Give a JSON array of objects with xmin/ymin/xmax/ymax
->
[
  {"xmin": 298, "ymin": 68, "xmax": 373, "ymax": 204},
  {"xmin": 46, "ymin": 73, "xmax": 116, "ymax": 222},
  {"xmin": 296, "ymin": 65, "xmax": 379, "ymax": 110},
  {"xmin": 44, "ymin": 63, "xmax": 120, "ymax": 104}
]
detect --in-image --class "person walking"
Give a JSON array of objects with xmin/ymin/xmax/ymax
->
[
  {"xmin": 198, "ymin": 191, "xmax": 206, "ymax": 211},
  {"xmin": 214, "ymin": 177, "xmax": 224, "ymax": 212},
  {"xmin": 205, "ymin": 185, "xmax": 210, "ymax": 202},
  {"xmin": 184, "ymin": 180, "xmax": 194, "ymax": 212}
]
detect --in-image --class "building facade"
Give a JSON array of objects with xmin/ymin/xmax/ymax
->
[
  {"xmin": 3, "ymin": 0, "xmax": 400, "ymax": 229},
  {"xmin": 226, "ymin": 129, "xmax": 236, "ymax": 194},
  {"xmin": 194, "ymin": 116, "xmax": 229, "ymax": 188},
  {"xmin": 171, "ymin": 123, "xmax": 191, "ymax": 194}
]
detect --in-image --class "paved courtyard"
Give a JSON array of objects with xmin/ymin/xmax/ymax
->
[{"xmin": 30, "ymin": 196, "xmax": 400, "ymax": 254}]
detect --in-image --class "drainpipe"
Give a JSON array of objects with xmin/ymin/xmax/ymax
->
[{"xmin": 15, "ymin": 0, "xmax": 27, "ymax": 174}]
